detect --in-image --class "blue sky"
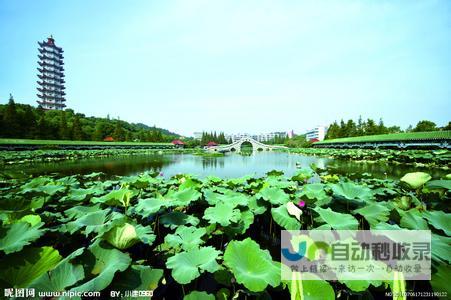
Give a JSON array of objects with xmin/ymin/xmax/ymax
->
[{"xmin": 1, "ymin": 0, "xmax": 450, "ymax": 136}]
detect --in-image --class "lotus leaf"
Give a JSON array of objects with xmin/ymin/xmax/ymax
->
[
  {"xmin": 184, "ymin": 291, "xmax": 215, "ymax": 300},
  {"xmin": 70, "ymin": 242, "xmax": 132, "ymax": 292},
  {"xmin": 164, "ymin": 226, "xmax": 207, "ymax": 251},
  {"xmin": 103, "ymin": 222, "xmax": 155, "ymax": 250},
  {"xmin": 203, "ymin": 202, "xmax": 241, "ymax": 226},
  {"xmin": 330, "ymin": 182, "xmax": 373, "ymax": 203},
  {"xmin": 257, "ymin": 187, "xmax": 290, "ymax": 205},
  {"xmin": 0, "ymin": 221, "xmax": 45, "ymax": 254},
  {"xmin": 400, "ymin": 172, "xmax": 431, "ymax": 189},
  {"xmin": 31, "ymin": 248, "xmax": 85, "ymax": 291},
  {"xmin": 0, "ymin": 246, "xmax": 62, "ymax": 287},
  {"xmin": 422, "ymin": 211, "xmax": 451, "ymax": 236},
  {"xmin": 314, "ymin": 207, "xmax": 358, "ymax": 230},
  {"xmin": 353, "ymin": 203, "xmax": 390, "ymax": 227},
  {"xmin": 271, "ymin": 205, "xmax": 301, "ymax": 230},
  {"xmin": 285, "ymin": 270, "xmax": 335, "ymax": 300},
  {"xmin": 223, "ymin": 238, "xmax": 280, "ymax": 292},
  {"xmin": 113, "ymin": 265, "xmax": 164, "ymax": 293},
  {"xmin": 299, "ymin": 183, "xmax": 331, "ymax": 206},
  {"xmin": 166, "ymin": 246, "xmax": 221, "ymax": 284}
]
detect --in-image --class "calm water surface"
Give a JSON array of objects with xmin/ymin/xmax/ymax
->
[{"xmin": 3, "ymin": 152, "xmax": 447, "ymax": 179}]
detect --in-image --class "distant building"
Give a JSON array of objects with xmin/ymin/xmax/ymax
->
[
  {"xmin": 287, "ymin": 130, "xmax": 295, "ymax": 139},
  {"xmin": 225, "ymin": 132, "xmax": 287, "ymax": 143},
  {"xmin": 306, "ymin": 126, "xmax": 328, "ymax": 142},
  {"xmin": 104, "ymin": 136, "xmax": 114, "ymax": 142},
  {"xmin": 193, "ymin": 132, "xmax": 203, "ymax": 140},
  {"xmin": 37, "ymin": 36, "xmax": 66, "ymax": 110},
  {"xmin": 172, "ymin": 139, "xmax": 185, "ymax": 148},
  {"xmin": 206, "ymin": 141, "xmax": 218, "ymax": 147}
]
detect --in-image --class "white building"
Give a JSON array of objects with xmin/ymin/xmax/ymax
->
[
  {"xmin": 305, "ymin": 126, "xmax": 328, "ymax": 141},
  {"xmin": 225, "ymin": 132, "xmax": 287, "ymax": 143},
  {"xmin": 193, "ymin": 132, "xmax": 203, "ymax": 140}
]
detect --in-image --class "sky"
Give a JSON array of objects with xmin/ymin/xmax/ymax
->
[{"xmin": 0, "ymin": 0, "xmax": 450, "ymax": 136}]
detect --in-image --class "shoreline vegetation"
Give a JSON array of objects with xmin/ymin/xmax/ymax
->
[{"xmin": 1, "ymin": 145, "xmax": 449, "ymax": 169}]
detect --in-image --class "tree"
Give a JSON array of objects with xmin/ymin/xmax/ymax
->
[
  {"xmin": 21, "ymin": 105, "xmax": 37, "ymax": 138},
  {"xmin": 356, "ymin": 115, "xmax": 364, "ymax": 136},
  {"xmin": 365, "ymin": 119, "xmax": 378, "ymax": 135},
  {"xmin": 92, "ymin": 122, "xmax": 107, "ymax": 141},
  {"xmin": 71, "ymin": 115, "xmax": 84, "ymax": 140},
  {"xmin": 443, "ymin": 122, "xmax": 451, "ymax": 131},
  {"xmin": 345, "ymin": 119, "xmax": 357, "ymax": 137},
  {"xmin": 112, "ymin": 120, "xmax": 125, "ymax": 141},
  {"xmin": 413, "ymin": 120, "xmax": 437, "ymax": 132},
  {"xmin": 325, "ymin": 121, "xmax": 340, "ymax": 139},
  {"xmin": 377, "ymin": 118, "xmax": 388, "ymax": 135},
  {"xmin": 58, "ymin": 111, "xmax": 69, "ymax": 139},
  {"xmin": 3, "ymin": 94, "xmax": 20, "ymax": 137}
]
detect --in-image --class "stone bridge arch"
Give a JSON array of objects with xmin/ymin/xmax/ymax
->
[{"xmin": 207, "ymin": 137, "xmax": 288, "ymax": 153}]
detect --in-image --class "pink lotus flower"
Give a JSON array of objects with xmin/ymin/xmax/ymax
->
[
  {"xmin": 297, "ymin": 200, "xmax": 306, "ymax": 208},
  {"xmin": 159, "ymin": 172, "xmax": 164, "ymax": 176}
]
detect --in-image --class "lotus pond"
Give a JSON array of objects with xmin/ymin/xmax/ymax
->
[
  {"xmin": 0, "ymin": 161, "xmax": 450, "ymax": 299},
  {"xmin": 0, "ymin": 149, "xmax": 450, "ymax": 299}
]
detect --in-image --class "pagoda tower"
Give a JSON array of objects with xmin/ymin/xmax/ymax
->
[{"xmin": 36, "ymin": 35, "xmax": 66, "ymax": 110}]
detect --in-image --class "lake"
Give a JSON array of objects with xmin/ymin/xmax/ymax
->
[{"xmin": 2, "ymin": 151, "xmax": 447, "ymax": 179}]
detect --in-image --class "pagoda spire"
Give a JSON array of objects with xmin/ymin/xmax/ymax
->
[{"xmin": 36, "ymin": 35, "xmax": 66, "ymax": 110}]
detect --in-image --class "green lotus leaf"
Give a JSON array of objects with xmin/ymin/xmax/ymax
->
[
  {"xmin": 0, "ymin": 246, "xmax": 62, "ymax": 287},
  {"xmin": 399, "ymin": 209, "xmax": 429, "ymax": 230},
  {"xmin": 0, "ymin": 221, "xmax": 45, "ymax": 254},
  {"xmin": 91, "ymin": 188, "xmax": 134, "ymax": 207},
  {"xmin": 160, "ymin": 211, "xmax": 199, "ymax": 229},
  {"xmin": 70, "ymin": 241, "xmax": 132, "ymax": 292},
  {"xmin": 18, "ymin": 214, "xmax": 42, "ymax": 226},
  {"xmin": 224, "ymin": 209, "xmax": 255, "ymax": 236},
  {"xmin": 63, "ymin": 209, "xmax": 123, "ymax": 236},
  {"xmin": 63, "ymin": 204, "xmax": 103, "ymax": 220},
  {"xmin": 203, "ymin": 189, "xmax": 248, "ymax": 207},
  {"xmin": 353, "ymin": 203, "xmax": 391, "ymax": 227},
  {"xmin": 284, "ymin": 270, "xmax": 335, "ymax": 300},
  {"xmin": 103, "ymin": 222, "xmax": 156, "ymax": 250},
  {"xmin": 299, "ymin": 183, "xmax": 331, "ymax": 206},
  {"xmin": 257, "ymin": 187, "xmax": 290, "ymax": 205},
  {"xmin": 330, "ymin": 182, "xmax": 373, "ymax": 203},
  {"xmin": 135, "ymin": 197, "xmax": 169, "ymax": 217},
  {"xmin": 265, "ymin": 176, "xmax": 295, "ymax": 189},
  {"xmin": 291, "ymin": 168, "xmax": 314, "ymax": 181},
  {"xmin": 113, "ymin": 265, "xmax": 163, "ymax": 294},
  {"xmin": 271, "ymin": 205, "xmax": 301, "ymax": 230},
  {"xmin": 423, "ymin": 211, "xmax": 451, "ymax": 236},
  {"xmin": 431, "ymin": 234, "xmax": 451, "ymax": 264},
  {"xmin": 248, "ymin": 196, "xmax": 267, "ymax": 215},
  {"xmin": 184, "ymin": 291, "xmax": 215, "ymax": 300},
  {"xmin": 166, "ymin": 246, "xmax": 221, "ymax": 284},
  {"xmin": 314, "ymin": 207, "xmax": 359, "ymax": 230},
  {"xmin": 223, "ymin": 238, "xmax": 280, "ymax": 292},
  {"xmin": 431, "ymin": 263, "xmax": 451, "ymax": 295},
  {"xmin": 400, "ymin": 172, "xmax": 431, "ymax": 189},
  {"xmin": 60, "ymin": 188, "xmax": 98, "ymax": 202},
  {"xmin": 425, "ymin": 180, "xmax": 451, "ymax": 190},
  {"xmin": 20, "ymin": 177, "xmax": 66, "ymax": 196},
  {"xmin": 203, "ymin": 202, "xmax": 241, "ymax": 227},
  {"xmin": 30, "ymin": 248, "xmax": 85, "ymax": 292},
  {"xmin": 165, "ymin": 187, "xmax": 201, "ymax": 206},
  {"xmin": 164, "ymin": 226, "xmax": 207, "ymax": 251}
]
